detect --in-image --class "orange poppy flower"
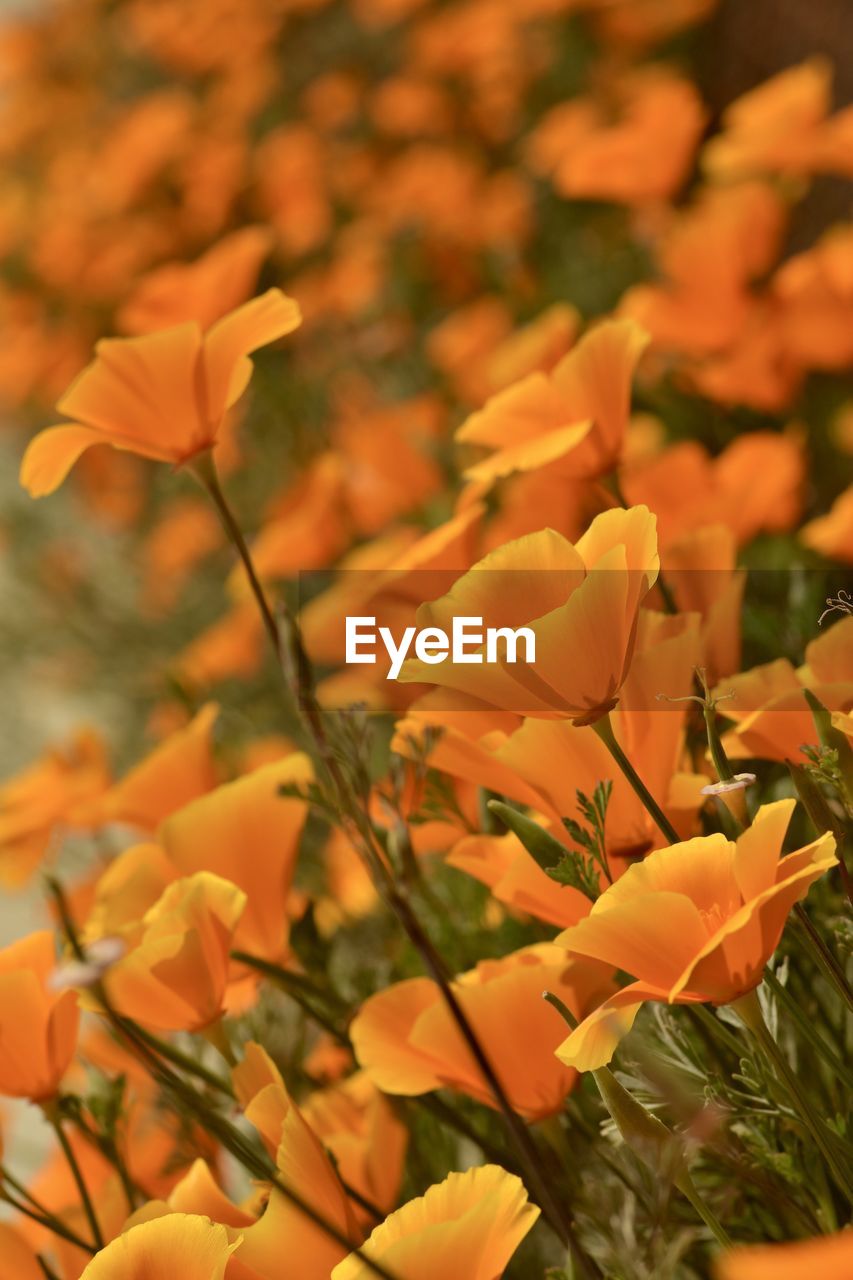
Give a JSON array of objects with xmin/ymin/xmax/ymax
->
[
  {"xmin": 159, "ymin": 755, "xmax": 313, "ymax": 965},
  {"xmin": 455, "ymin": 318, "xmax": 649, "ymax": 488},
  {"xmin": 715, "ymin": 1229, "xmax": 853, "ymax": 1280},
  {"xmin": 231, "ymin": 1043, "xmax": 362, "ymax": 1279},
  {"xmin": 619, "ymin": 182, "xmax": 785, "ymax": 358},
  {"xmin": 399, "ymin": 505, "xmax": 659, "ymax": 723},
  {"xmin": 717, "ymin": 617, "xmax": 853, "ymax": 763},
  {"xmin": 661, "ymin": 523, "xmax": 745, "ymax": 682},
  {"xmin": 116, "ymin": 227, "xmax": 273, "ymax": 335},
  {"xmin": 555, "ymin": 801, "xmax": 837, "ymax": 1071},
  {"xmin": 176, "ymin": 604, "xmax": 265, "ymax": 690},
  {"xmin": 397, "ymin": 611, "xmax": 703, "ymax": 923},
  {"xmin": 485, "ymin": 303, "xmax": 581, "ymax": 392},
  {"xmin": 242, "ymin": 453, "xmax": 350, "ymax": 586},
  {"xmin": 426, "ymin": 296, "xmax": 514, "ymax": 407},
  {"xmin": 0, "ymin": 728, "xmax": 110, "ymax": 887},
  {"xmin": 0, "ymin": 930, "xmax": 79, "ymax": 1101},
  {"xmin": 351, "ymin": 943, "xmax": 615, "ymax": 1121},
  {"xmin": 20, "ymin": 288, "xmax": 300, "ymax": 497},
  {"xmin": 702, "ymin": 58, "xmax": 853, "ymax": 182},
  {"xmin": 141, "ymin": 497, "xmax": 222, "ymax": 613},
  {"xmin": 102, "ymin": 871, "xmax": 246, "ymax": 1032},
  {"xmin": 79, "ymin": 1213, "xmax": 238, "ymax": 1280},
  {"xmin": 301, "ymin": 1072, "xmax": 408, "ymax": 1222},
  {"xmin": 94, "ymin": 703, "xmax": 219, "ymax": 833},
  {"xmin": 330, "ymin": 393, "xmax": 445, "ymax": 537},
  {"xmin": 774, "ymin": 226, "xmax": 853, "ymax": 373},
  {"xmin": 83, "ymin": 841, "xmax": 177, "ymax": 951},
  {"xmin": 528, "ymin": 68, "xmax": 705, "ymax": 206},
  {"xmin": 0, "ymin": 1223, "xmax": 42, "ymax": 1279},
  {"xmin": 331, "ymin": 1164, "xmax": 539, "ymax": 1280},
  {"xmin": 801, "ymin": 485, "xmax": 853, "ymax": 563},
  {"xmin": 621, "ymin": 431, "xmax": 803, "ymax": 548}
]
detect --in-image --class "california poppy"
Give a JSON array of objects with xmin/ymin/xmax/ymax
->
[
  {"xmin": 717, "ymin": 617, "xmax": 853, "ymax": 763},
  {"xmin": 528, "ymin": 68, "xmax": 705, "ymax": 207},
  {"xmin": 0, "ymin": 930, "xmax": 79, "ymax": 1101},
  {"xmin": 94, "ymin": 703, "xmax": 219, "ymax": 832},
  {"xmin": 79, "ymin": 1213, "xmax": 239, "ymax": 1280},
  {"xmin": 351, "ymin": 943, "xmax": 615, "ymax": 1120},
  {"xmin": 555, "ymin": 801, "xmax": 837, "ymax": 1070},
  {"xmin": 399, "ymin": 505, "xmax": 659, "ymax": 724},
  {"xmin": 455, "ymin": 319, "xmax": 649, "ymax": 488},
  {"xmin": 702, "ymin": 58, "xmax": 853, "ymax": 182},
  {"xmin": 20, "ymin": 289, "xmax": 300, "ymax": 497},
  {"xmin": 301, "ymin": 1071, "xmax": 408, "ymax": 1221},
  {"xmin": 0, "ymin": 728, "xmax": 110, "ymax": 886},
  {"xmin": 102, "ymin": 871, "xmax": 246, "ymax": 1032},
  {"xmin": 159, "ymin": 755, "xmax": 313, "ymax": 965},
  {"xmin": 231, "ymin": 1042, "xmax": 362, "ymax": 1279},
  {"xmin": 715, "ymin": 1229, "xmax": 853, "ymax": 1280},
  {"xmin": 331, "ymin": 1164, "xmax": 539, "ymax": 1280},
  {"xmin": 116, "ymin": 226, "xmax": 273, "ymax": 335}
]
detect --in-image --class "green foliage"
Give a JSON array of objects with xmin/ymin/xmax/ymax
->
[{"xmin": 549, "ymin": 782, "xmax": 613, "ymax": 901}]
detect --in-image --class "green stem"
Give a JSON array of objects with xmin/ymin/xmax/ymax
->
[
  {"xmin": 43, "ymin": 1109, "xmax": 104, "ymax": 1250},
  {"xmin": 591, "ymin": 712, "xmax": 679, "ymax": 845},
  {"xmin": 763, "ymin": 967, "xmax": 853, "ymax": 1092},
  {"xmin": 120, "ymin": 1018, "xmax": 235, "ymax": 1095},
  {"xmin": 191, "ymin": 453, "xmax": 282, "ymax": 660},
  {"xmin": 678, "ymin": 1173, "xmax": 734, "ymax": 1249},
  {"xmin": 65, "ymin": 1111, "xmax": 139, "ymax": 1214},
  {"xmin": 0, "ymin": 1180, "xmax": 96, "ymax": 1254},
  {"xmin": 793, "ymin": 903, "xmax": 853, "ymax": 1013},
  {"xmin": 733, "ymin": 987, "xmax": 853, "ymax": 1204},
  {"xmin": 544, "ymin": 991, "xmax": 732, "ymax": 1249}
]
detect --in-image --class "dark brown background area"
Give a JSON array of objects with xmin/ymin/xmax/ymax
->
[{"xmin": 702, "ymin": 0, "xmax": 852, "ymax": 250}]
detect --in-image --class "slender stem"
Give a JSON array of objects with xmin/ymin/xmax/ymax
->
[
  {"xmin": 678, "ymin": 1173, "xmax": 733, "ymax": 1249},
  {"xmin": 233, "ymin": 951, "xmax": 352, "ymax": 1045},
  {"xmin": 0, "ymin": 1181, "xmax": 96, "ymax": 1254},
  {"xmin": 733, "ymin": 987, "xmax": 853, "ymax": 1204},
  {"xmin": 763, "ymin": 967, "xmax": 853, "ymax": 1091},
  {"xmin": 37, "ymin": 1257, "xmax": 62, "ymax": 1280},
  {"xmin": 591, "ymin": 712, "xmax": 679, "ymax": 845},
  {"xmin": 793, "ymin": 903, "xmax": 853, "ymax": 1012},
  {"xmin": 117, "ymin": 1017, "xmax": 235, "ymax": 1096},
  {"xmin": 64, "ymin": 1111, "xmax": 139, "ymax": 1213},
  {"xmin": 191, "ymin": 452, "xmax": 282, "ymax": 659},
  {"xmin": 195, "ymin": 460, "xmax": 598, "ymax": 1274},
  {"xmin": 43, "ymin": 1109, "xmax": 104, "ymax": 1250}
]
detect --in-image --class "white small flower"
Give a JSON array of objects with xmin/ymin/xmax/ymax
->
[
  {"xmin": 700, "ymin": 773, "xmax": 757, "ymax": 797},
  {"xmin": 48, "ymin": 936, "xmax": 126, "ymax": 992}
]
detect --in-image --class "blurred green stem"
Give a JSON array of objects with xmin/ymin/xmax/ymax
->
[
  {"xmin": 42, "ymin": 1106, "xmax": 104, "ymax": 1250},
  {"xmin": 793, "ymin": 903, "xmax": 853, "ymax": 1012}
]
